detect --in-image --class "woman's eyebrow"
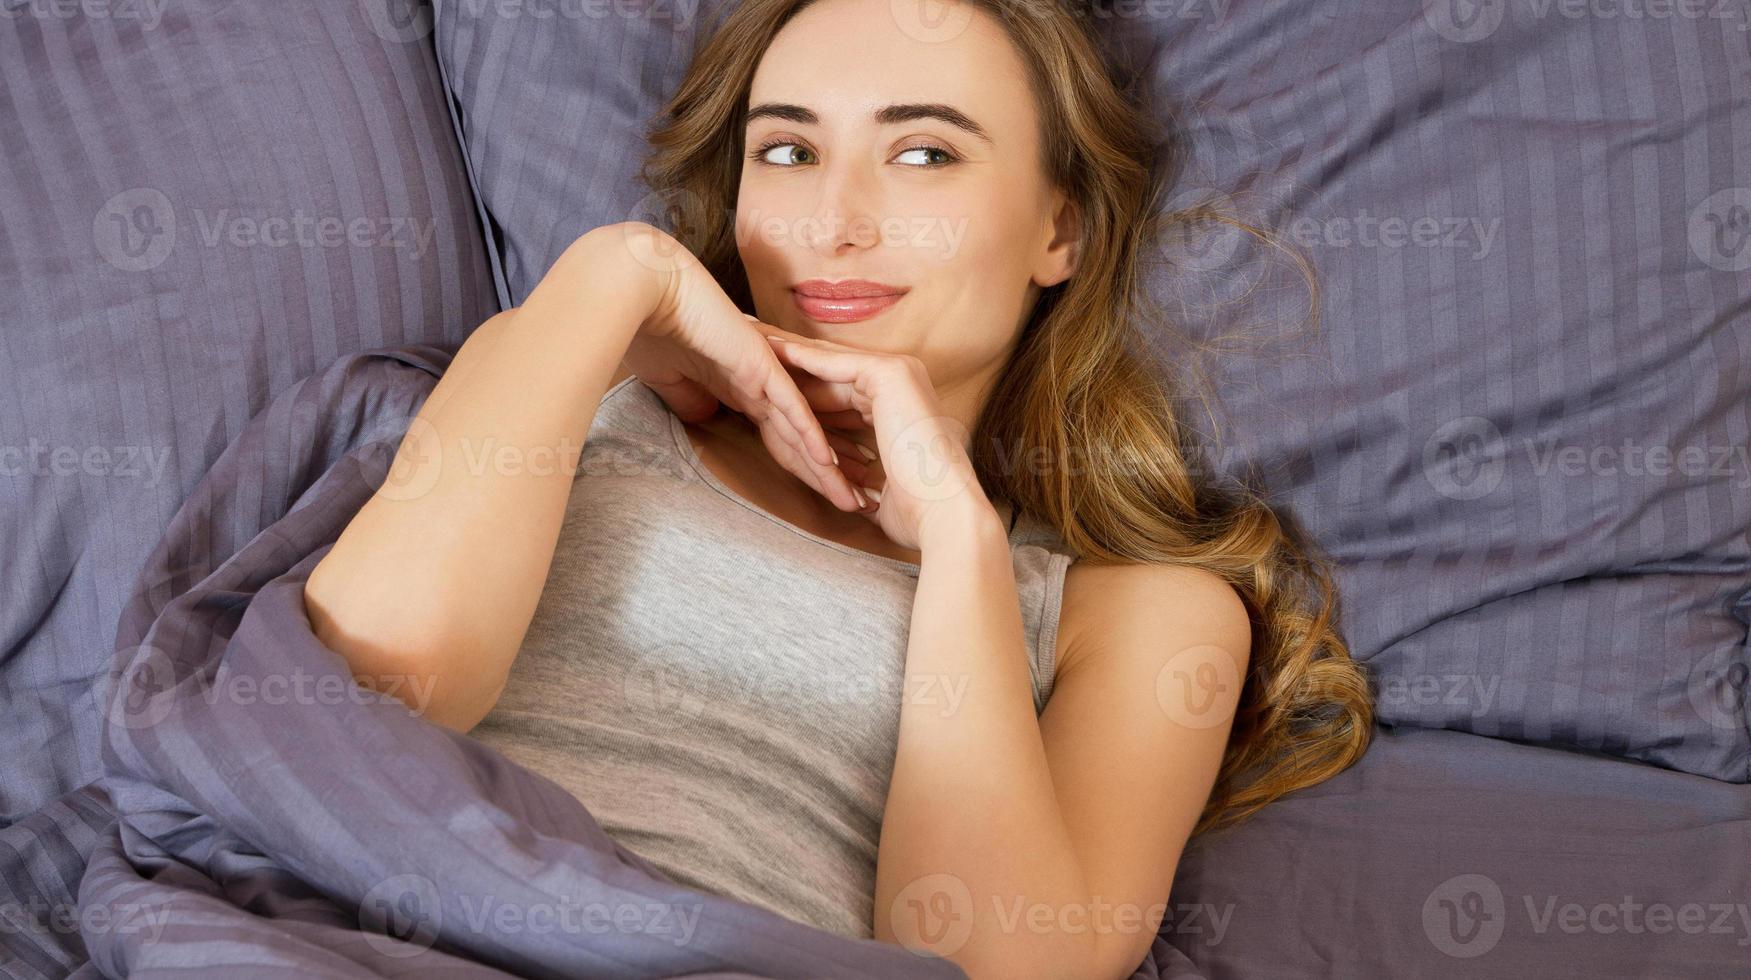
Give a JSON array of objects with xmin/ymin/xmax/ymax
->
[{"xmin": 744, "ymin": 102, "xmax": 992, "ymax": 144}]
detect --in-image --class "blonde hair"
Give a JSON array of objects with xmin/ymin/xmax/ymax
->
[{"xmin": 638, "ymin": 0, "xmax": 1372, "ymax": 837}]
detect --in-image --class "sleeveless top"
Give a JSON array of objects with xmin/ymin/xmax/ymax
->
[{"xmin": 469, "ymin": 376, "xmax": 1077, "ymax": 940}]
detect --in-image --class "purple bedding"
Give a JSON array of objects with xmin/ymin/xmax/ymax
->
[
  {"xmin": 4, "ymin": 1, "xmax": 1749, "ymax": 977},
  {"xmin": 1164, "ymin": 726, "xmax": 1751, "ymax": 977},
  {"xmin": 1, "ymin": 344, "xmax": 970, "ymax": 979}
]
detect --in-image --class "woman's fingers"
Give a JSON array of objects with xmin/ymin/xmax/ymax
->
[
  {"xmin": 761, "ymin": 403, "xmax": 865, "ymax": 511},
  {"xmin": 823, "ymin": 429, "xmax": 882, "ymax": 487},
  {"xmin": 764, "ymin": 333, "xmax": 865, "ymax": 383},
  {"xmin": 763, "ymin": 364, "xmax": 836, "ymax": 469},
  {"xmin": 794, "ymin": 382, "xmax": 869, "ymax": 422},
  {"xmin": 811, "ymin": 407, "xmax": 870, "ymax": 432}
]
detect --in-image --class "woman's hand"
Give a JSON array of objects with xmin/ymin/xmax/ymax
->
[
  {"xmin": 610, "ymin": 222, "xmax": 867, "ymax": 514},
  {"xmin": 762, "ymin": 332, "xmax": 994, "ymax": 551}
]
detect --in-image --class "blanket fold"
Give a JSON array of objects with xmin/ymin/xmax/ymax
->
[{"xmin": 13, "ymin": 345, "xmax": 972, "ymax": 979}]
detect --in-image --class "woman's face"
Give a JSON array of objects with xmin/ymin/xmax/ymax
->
[{"xmin": 737, "ymin": 0, "xmax": 1078, "ymax": 412}]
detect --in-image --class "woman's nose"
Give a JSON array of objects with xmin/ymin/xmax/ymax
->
[{"xmin": 802, "ymin": 167, "xmax": 881, "ymax": 255}]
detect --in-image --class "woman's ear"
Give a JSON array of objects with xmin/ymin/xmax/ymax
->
[{"xmin": 1033, "ymin": 188, "xmax": 1081, "ymax": 288}]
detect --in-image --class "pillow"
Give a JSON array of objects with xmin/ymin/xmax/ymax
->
[
  {"xmin": 0, "ymin": 0, "xmax": 499, "ymax": 823},
  {"xmin": 432, "ymin": 0, "xmax": 740, "ymax": 304},
  {"xmin": 429, "ymin": 0, "xmax": 1751, "ymax": 781},
  {"xmin": 1108, "ymin": 3, "xmax": 1751, "ymax": 779}
]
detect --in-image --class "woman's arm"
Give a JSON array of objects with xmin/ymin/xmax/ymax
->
[
  {"xmin": 875, "ymin": 506, "xmax": 1251, "ymax": 980},
  {"xmin": 303, "ymin": 225, "xmax": 659, "ymax": 734}
]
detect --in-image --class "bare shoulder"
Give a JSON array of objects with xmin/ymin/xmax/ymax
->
[{"xmin": 1056, "ymin": 558, "xmax": 1252, "ymax": 678}]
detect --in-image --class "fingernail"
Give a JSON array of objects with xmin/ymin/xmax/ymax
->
[
  {"xmin": 853, "ymin": 486, "xmax": 868, "ymax": 509},
  {"xmin": 854, "ymin": 444, "xmax": 877, "ymax": 461},
  {"xmin": 865, "ymin": 486, "xmax": 883, "ymax": 505},
  {"xmin": 830, "ymin": 447, "xmax": 840, "ymax": 466}
]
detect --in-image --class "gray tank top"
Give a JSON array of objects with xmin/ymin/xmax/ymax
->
[{"xmin": 470, "ymin": 376, "xmax": 1076, "ymax": 940}]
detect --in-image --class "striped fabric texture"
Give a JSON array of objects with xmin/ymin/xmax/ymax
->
[
  {"xmin": 1113, "ymin": 4, "xmax": 1751, "ymax": 780},
  {"xmin": 0, "ymin": 0, "xmax": 499, "ymax": 823}
]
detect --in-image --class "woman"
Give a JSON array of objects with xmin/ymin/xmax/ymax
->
[{"xmin": 304, "ymin": 0, "xmax": 1372, "ymax": 976}]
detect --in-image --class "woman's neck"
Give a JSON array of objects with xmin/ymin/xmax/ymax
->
[{"xmin": 681, "ymin": 409, "xmax": 1010, "ymax": 563}]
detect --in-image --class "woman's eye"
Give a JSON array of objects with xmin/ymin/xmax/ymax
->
[
  {"xmin": 758, "ymin": 143, "xmax": 813, "ymax": 166},
  {"xmin": 895, "ymin": 146, "xmax": 954, "ymax": 167},
  {"xmin": 749, "ymin": 142, "xmax": 955, "ymax": 168}
]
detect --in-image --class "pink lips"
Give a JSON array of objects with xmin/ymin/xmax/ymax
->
[{"xmin": 791, "ymin": 279, "xmax": 908, "ymax": 323}]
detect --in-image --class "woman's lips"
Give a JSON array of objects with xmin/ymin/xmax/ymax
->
[{"xmin": 790, "ymin": 282, "xmax": 908, "ymax": 323}]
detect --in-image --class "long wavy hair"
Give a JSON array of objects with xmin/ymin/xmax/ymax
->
[{"xmin": 638, "ymin": 0, "xmax": 1373, "ymax": 838}]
